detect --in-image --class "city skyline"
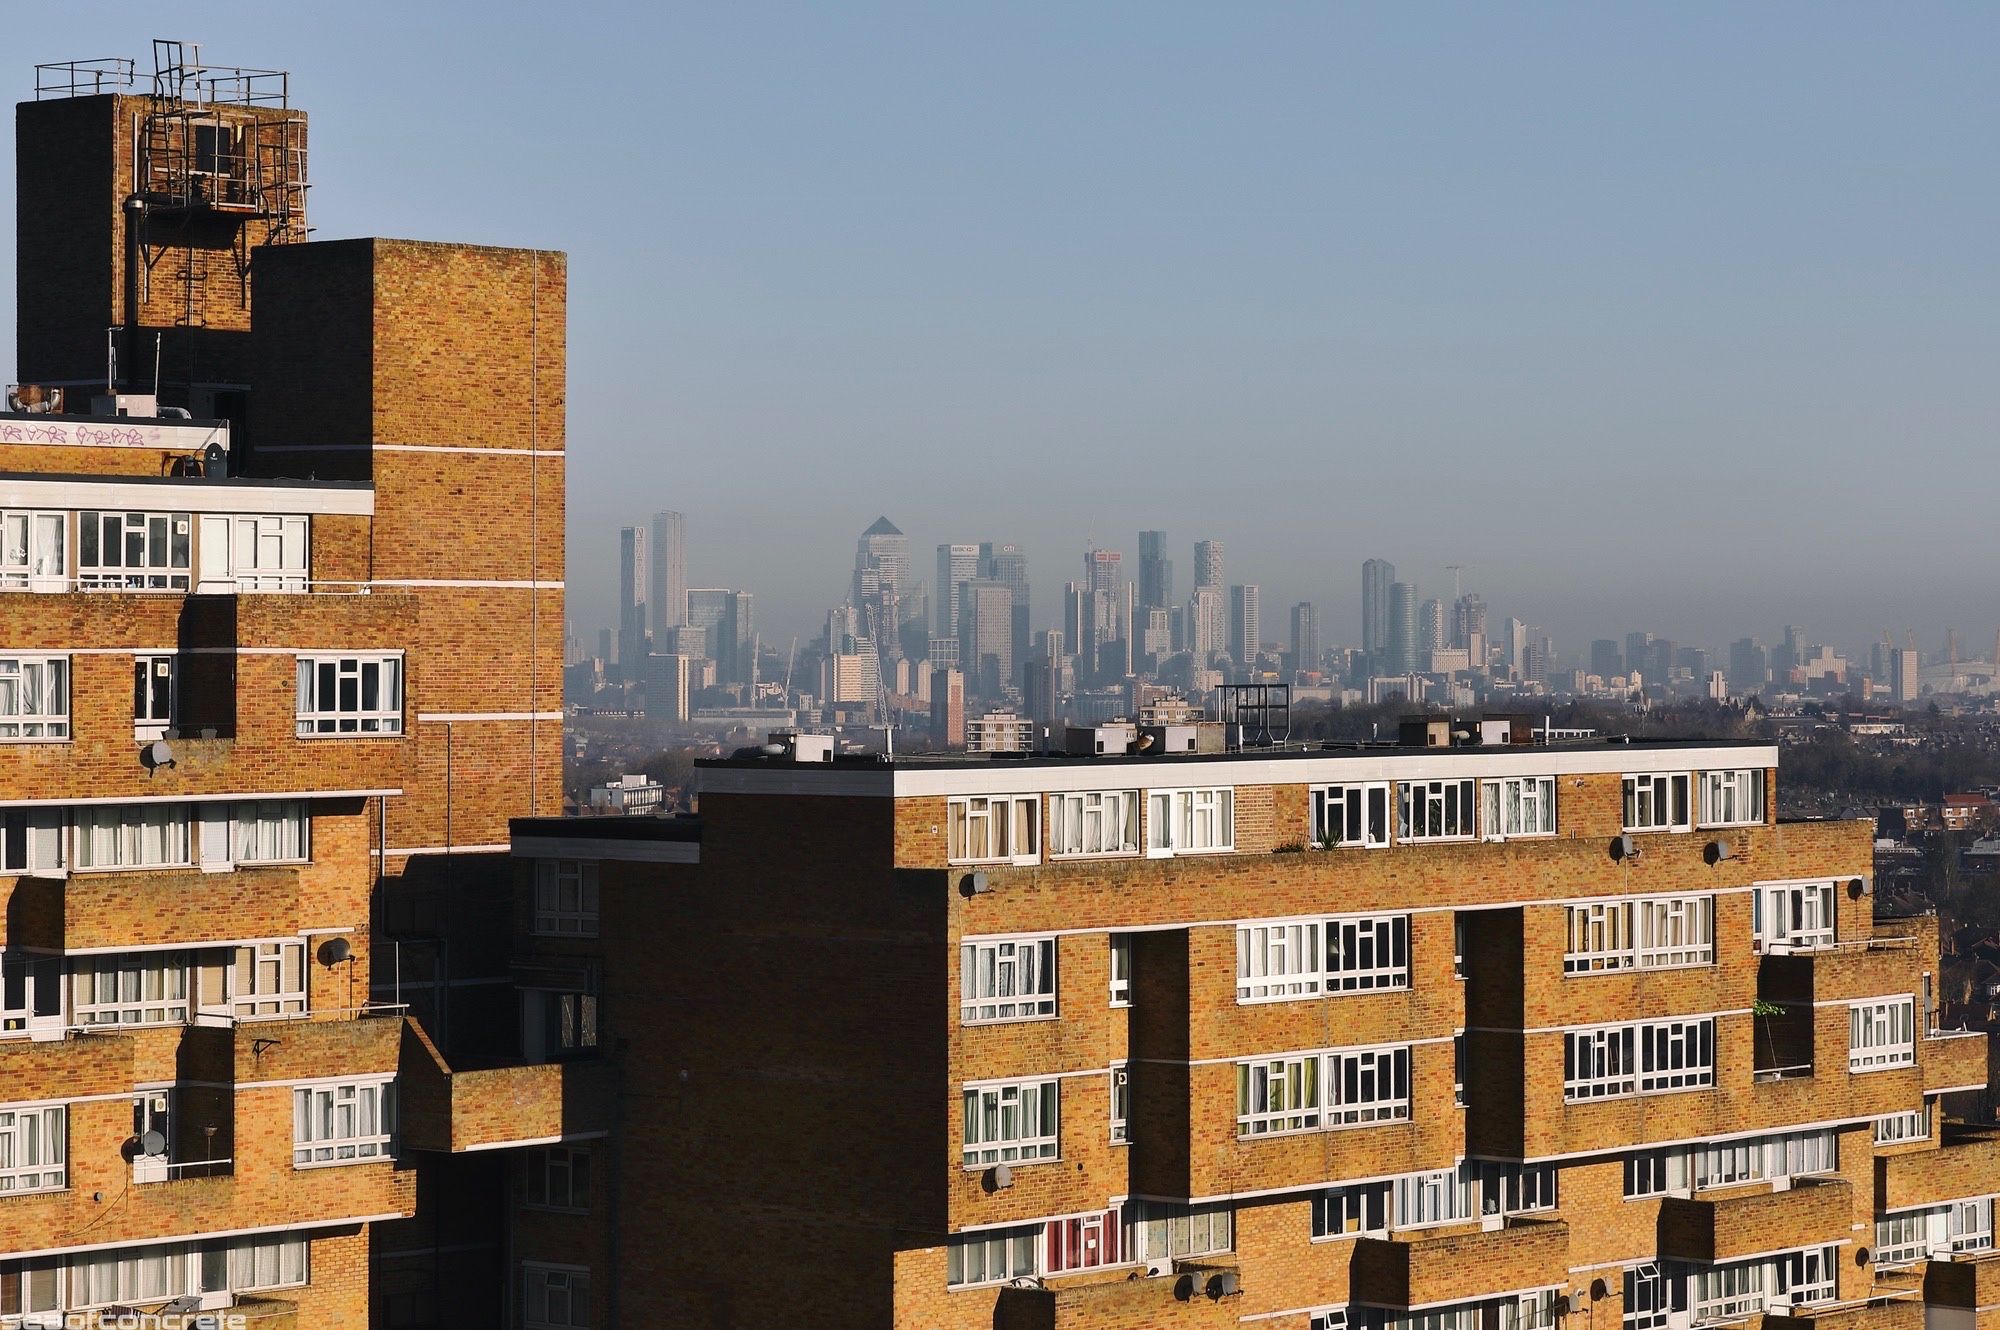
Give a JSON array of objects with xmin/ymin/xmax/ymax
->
[{"xmin": 5, "ymin": 5, "xmax": 1997, "ymax": 655}]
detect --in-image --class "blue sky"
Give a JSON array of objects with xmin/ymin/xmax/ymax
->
[{"xmin": 6, "ymin": 4, "xmax": 1997, "ymax": 660}]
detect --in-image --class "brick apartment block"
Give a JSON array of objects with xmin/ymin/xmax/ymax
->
[
  {"xmin": 3, "ymin": 49, "xmax": 573, "ymax": 1328},
  {"xmin": 502, "ymin": 722, "xmax": 2000, "ymax": 1330}
]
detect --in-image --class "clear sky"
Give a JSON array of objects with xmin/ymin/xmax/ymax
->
[{"xmin": 6, "ymin": 3, "xmax": 1997, "ymax": 661}]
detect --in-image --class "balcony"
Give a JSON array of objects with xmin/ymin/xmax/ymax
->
[
  {"xmin": 3, "ymin": 865, "xmax": 302, "ymax": 952},
  {"xmin": 1877, "ymin": 1128, "xmax": 2000, "ymax": 1212},
  {"xmin": 1348, "ymin": 1218, "xmax": 1570, "ymax": 1310},
  {"xmin": 398, "ymin": 1019, "xmax": 613, "ymax": 1152},
  {"xmin": 1657, "ymin": 1176, "xmax": 1852, "ymax": 1262}
]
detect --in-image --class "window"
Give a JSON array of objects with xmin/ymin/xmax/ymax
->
[
  {"xmin": 77, "ymin": 511, "xmax": 191, "ymax": 590},
  {"xmin": 0, "ymin": 509, "xmax": 65, "ymax": 590},
  {"xmin": 1491, "ymin": 1164, "xmax": 1558, "ymax": 1214},
  {"xmin": 234, "ymin": 800, "xmax": 309, "ymax": 864},
  {"xmin": 1565, "ymin": 896, "xmax": 1713, "ymax": 973},
  {"xmin": 296, "ymin": 654, "xmax": 404, "ymax": 736},
  {"xmin": 947, "ymin": 794, "xmax": 1040, "ymax": 864},
  {"xmin": 75, "ymin": 804, "xmax": 192, "ymax": 870},
  {"xmin": 1329, "ymin": 915, "xmax": 1410, "ymax": 992},
  {"xmin": 1314, "ymin": 1182, "xmax": 1390, "ymax": 1238},
  {"xmin": 1874, "ymin": 1211, "xmax": 1930, "ymax": 1267},
  {"xmin": 524, "ymin": 1145, "xmax": 590, "ymax": 1213},
  {"xmin": 1238, "ymin": 920, "xmax": 1321, "ymax": 1001},
  {"xmin": 1623, "ymin": 1150, "xmax": 1684, "ymax": 1199},
  {"xmin": 523, "ymin": 1263, "xmax": 590, "ymax": 1330},
  {"xmin": 1952, "ymin": 1199, "xmax": 1995, "ymax": 1253},
  {"xmin": 74, "ymin": 954, "xmax": 189, "ymax": 1026},
  {"xmin": 0, "ymin": 656, "xmax": 68, "ymax": 740},
  {"xmin": 946, "ymin": 1226, "xmax": 1038, "ymax": 1288},
  {"xmin": 1398, "ymin": 778, "xmax": 1476, "ymax": 842},
  {"xmin": 1624, "ymin": 1266, "xmax": 1668, "ymax": 1330},
  {"xmin": 1640, "ymin": 1019, "xmax": 1716, "ymax": 1092},
  {"xmin": 1108, "ymin": 933, "xmax": 1132, "ymax": 1007},
  {"xmin": 1237, "ymin": 1054, "xmax": 1320, "ymax": 1136},
  {"xmin": 1124, "ymin": 1201, "xmax": 1232, "ymax": 1262},
  {"xmin": 1109, "ymin": 1063, "xmax": 1129, "ymax": 1143},
  {"xmin": 1700, "ymin": 768, "xmax": 1766, "ymax": 828},
  {"xmin": 1482, "ymin": 776, "xmax": 1556, "ymax": 838},
  {"xmin": 1850, "ymin": 997, "xmax": 1915, "ymax": 1071},
  {"xmin": 1313, "ymin": 783, "xmax": 1391, "ymax": 848},
  {"xmin": 134, "ymin": 653, "xmax": 175, "ymax": 740},
  {"xmin": 534, "ymin": 860, "xmax": 601, "ymax": 938},
  {"xmin": 1565, "ymin": 901, "xmax": 1632, "ymax": 973},
  {"xmin": 962, "ymin": 1079, "xmax": 1058, "ymax": 1166},
  {"xmin": 293, "ymin": 1079, "xmax": 395, "ymax": 1166},
  {"xmin": 228, "ymin": 941, "xmax": 307, "ymax": 1019},
  {"xmin": 1044, "ymin": 1208, "xmax": 1122, "ymax": 1275},
  {"xmin": 222, "ymin": 514, "xmax": 308, "ymax": 591},
  {"xmin": 1565, "ymin": 1019, "xmax": 1713, "ymax": 1100},
  {"xmin": 1754, "ymin": 882, "xmax": 1835, "ymax": 953},
  {"xmin": 1636, "ymin": 896, "xmax": 1714, "ymax": 969},
  {"xmin": 1048, "ymin": 790, "xmax": 1140, "ymax": 857},
  {"xmin": 1693, "ymin": 1260, "xmax": 1765, "ymax": 1323},
  {"xmin": 1326, "ymin": 1046, "xmax": 1411, "ymax": 1126},
  {"xmin": 1622, "ymin": 773, "xmax": 1690, "ymax": 832},
  {"xmin": 0, "ymin": 809, "xmax": 64, "ymax": 875},
  {"xmin": 1876, "ymin": 1106, "xmax": 1931, "ymax": 1145},
  {"xmin": 1777, "ymin": 1247, "xmax": 1837, "ymax": 1306},
  {"xmin": 960, "ymin": 937, "xmax": 1056, "ymax": 1023},
  {"xmin": 1394, "ymin": 1167, "xmax": 1475, "ymax": 1228},
  {"xmin": 0, "ymin": 1104, "xmax": 64, "ymax": 1194},
  {"xmin": 1147, "ymin": 787, "xmax": 1234, "ymax": 856}
]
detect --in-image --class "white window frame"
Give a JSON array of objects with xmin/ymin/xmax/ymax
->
[
  {"xmin": 522, "ymin": 1261, "xmax": 590, "ymax": 1330},
  {"xmin": 960, "ymin": 936, "xmax": 1056, "ymax": 1024},
  {"xmin": 0, "ymin": 655, "xmax": 69, "ymax": 741},
  {"xmin": 0, "ymin": 508, "xmax": 67, "ymax": 591},
  {"xmin": 134, "ymin": 652, "xmax": 176, "ymax": 741},
  {"xmin": 1397, "ymin": 778, "xmax": 1476, "ymax": 843},
  {"xmin": 533, "ymin": 860, "xmax": 601, "ymax": 938},
  {"xmin": 1147, "ymin": 787, "xmax": 1234, "ymax": 857},
  {"xmin": 293, "ymin": 1078, "xmax": 396, "ymax": 1167},
  {"xmin": 947, "ymin": 794, "xmax": 1040, "ymax": 866},
  {"xmin": 76, "ymin": 510, "xmax": 192, "ymax": 591},
  {"xmin": 1753, "ymin": 881, "xmax": 1836, "ymax": 953},
  {"xmin": 296, "ymin": 653, "xmax": 405, "ymax": 737},
  {"xmin": 961, "ymin": 1078, "xmax": 1059, "ymax": 1167},
  {"xmin": 234, "ymin": 800, "xmax": 310, "ymax": 866},
  {"xmin": 1699, "ymin": 768, "xmax": 1766, "ymax": 829},
  {"xmin": 0, "ymin": 1103, "xmax": 65, "ymax": 1194},
  {"xmin": 74, "ymin": 804, "xmax": 193, "ymax": 871},
  {"xmin": 1849, "ymin": 996, "xmax": 1915, "ymax": 1071},
  {"xmin": 1047, "ymin": 789, "xmax": 1140, "ymax": 858},
  {"xmin": 73, "ymin": 953, "xmax": 190, "ymax": 1027},
  {"xmin": 1481, "ymin": 775, "xmax": 1556, "ymax": 839},
  {"xmin": 523, "ymin": 1145, "xmax": 591, "ymax": 1214},
  {"xmin": 1312, "ymin": 782, "xmax": 1391, "ymax": 849},
  {"xmin": 1622, "ymin": 772, "xmax": 1691, "ymax": 832}
]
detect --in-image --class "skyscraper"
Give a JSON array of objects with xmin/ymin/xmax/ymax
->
[
  {"xmin": 1362, "ymin": 558, "xmax": 1395, "ymax": 668},
  {"xmin": 1229, "ymin": 584, "xmax": 1260, "ymax": 670},
  {"xmin": 1290, "ymin": 602, "xmax": 1319, "ymax": 676},
  {"xmin": 1138, "ymin": 530, "xmax": 1173, "ymax": 613},
  {"xmin": 935, "ymin": 543, "xmax": 980, "ymax": 636},
  {"xmin": 979, "ymin": 542, "xmax": 1031, "ymax": 690},
  {"xmin": 618, "ymin": 524, "xmax": 649, "ymax": 668},
  {"xmin": 1194, "ymin": 539, "xmax": 1224, "ymax": 592},
  {"xmin": 650, "ymin": 510, "xmax": 687, "ymax": 636},
  {"xmin": 1388, "ymin": 581, "xmax": 1419, "ymax": 676}
]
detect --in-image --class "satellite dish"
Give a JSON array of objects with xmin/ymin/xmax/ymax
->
[
  {"xmin": 140, "ymin": 1129, "xmax": 167, "ymax": 1156},
  {"xmin": 318, "ymin": 937, "xmax": 352, "ymax": 966}
]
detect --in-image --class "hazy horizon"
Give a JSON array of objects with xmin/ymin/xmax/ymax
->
[{"xmin": 4, "ymin": 4, "xmax": 1996, "ymax": 662}]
